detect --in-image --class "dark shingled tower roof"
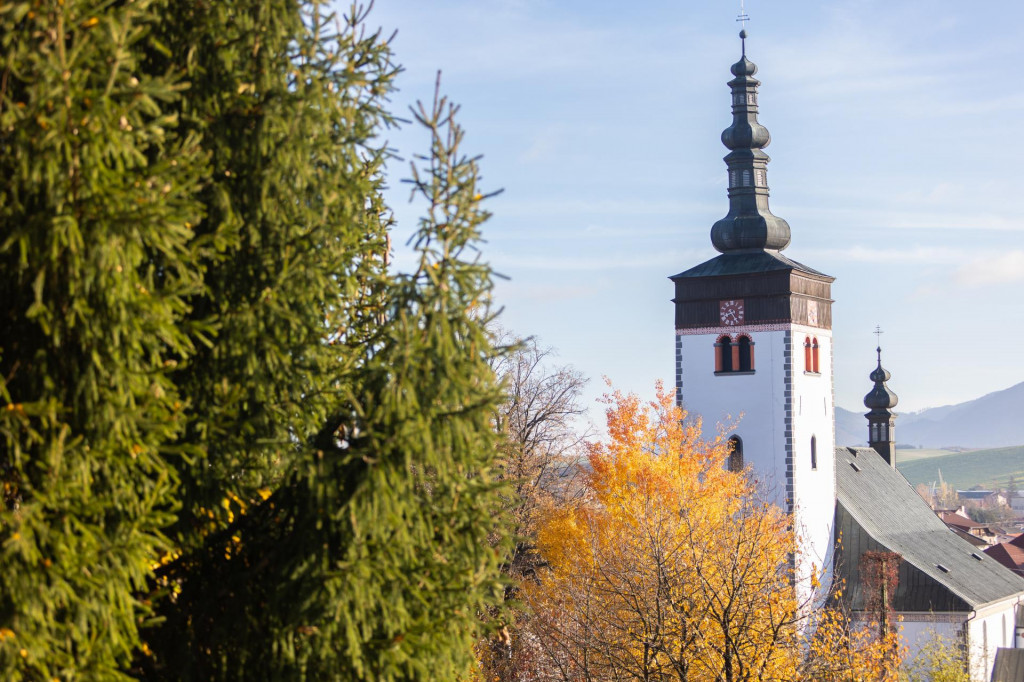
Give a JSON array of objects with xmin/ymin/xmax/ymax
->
[
  {"xmin": 710, "ymin": 30, "xmax": 791, "ymax": 254},
  {"xmin": 672, "ymin": 31, "xmax": 829, "ymax": 284}
]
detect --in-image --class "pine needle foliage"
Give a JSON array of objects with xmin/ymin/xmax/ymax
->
[
  {"xmin": 145, "ymin": 0, "xmax": 399, "ymax": 528},
  {"xmin": 144, "ymin": 88, "xmax": 508, "ymax": 681},
  {"xmin": 1, "ymin": 1, "xmax": 509, "ymax": 679},
  {"xmin": 0, "ymin": 0, "xmax": 204, "ymax": 677}
]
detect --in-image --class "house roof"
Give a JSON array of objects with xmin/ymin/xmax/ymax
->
[
  {"xmin": 985, "ymin": 540, "xmax": 1024, "ymax": 574},
  {"xmin": 835, "ymin": 446, "xmax": 1024, "ymax": 611},
  {"xmin": 957, "ymin": 490, "xmax": 998, "ymax": 500},
  {"xmin": 950, "ymin": 526, "xmax": 989, "ymax": 548},
  {"xmin": 937, "ymin": 510, "xmax": 982, "ymax": 531}
]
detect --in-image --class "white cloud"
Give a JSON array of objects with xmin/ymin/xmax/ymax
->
[
  {"xmin": 954, "ymin": 251, "xmax": 1024, "ymax": 287},
  {"xmin": 885, "ymin": 213, "xmax": 1024, "ymax": 232},
  {"xmin": 802, "ymin": 245, "xmax": 965, "ymax": 264}
]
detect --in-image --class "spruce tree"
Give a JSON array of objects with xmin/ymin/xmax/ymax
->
[
  {"xmin": 2, "ymin": 1, "xmax": 509, "ymax": 679},
  {"xmin": 145, "ymin": 0, "xmax": 398, "ymax": 528},
  {"xmin": 146, "ymin": 90, "xmax": 508, "ymax": 680},
  {"xmin": 0, "ymin": 1, "xmax": 204, "ymax": 677}
]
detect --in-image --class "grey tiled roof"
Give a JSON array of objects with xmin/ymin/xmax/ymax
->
[
  {"xmin": 835, "ymin": 446, "xmax": 1024, "ymax": 611},
  {"xmin": 670, "ymin": 249, "xmax": 831, "ymax": 280}
]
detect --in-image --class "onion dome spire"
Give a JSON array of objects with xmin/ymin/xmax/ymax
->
[
  {"xmin": 864, "ymin": 346, "xmax": 899, "ymax": 466},
  {"xmin": 864, "ymin": 347, "xmax": 898, "ymax": 411},
  {"xmin": 710, "ymin": 30, "xmax": 792, "ymax": 254}
]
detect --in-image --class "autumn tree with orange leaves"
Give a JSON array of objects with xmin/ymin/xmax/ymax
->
[
  {"xmin": 518, "ymin": 383, "xmax": 905, "ymax": 682},
  {"xmin": 522, "ymin": 383, "xmax": 800, "ymax": 681}
]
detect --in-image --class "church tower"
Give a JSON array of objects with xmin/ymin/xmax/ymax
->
[
  {"xmin": 864, "ymin": 347, "xmax": 898, "ymax": 466},
  {"xmin": 670, "ymin": 31, "xmax": 836, "ymax": 581}
]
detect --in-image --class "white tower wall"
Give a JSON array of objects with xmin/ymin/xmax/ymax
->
[{"xmin": 676, "ymin": 323, "xmax": 836, "ymax": 604}]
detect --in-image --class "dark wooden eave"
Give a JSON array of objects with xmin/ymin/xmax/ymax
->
[{"xmin": 670, "ymin": 250, "xmax": 834, "ymax": 330}]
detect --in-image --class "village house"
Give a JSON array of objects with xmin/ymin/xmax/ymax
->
[
  {"xmin": 937, "ymin": 510, "xmax": 1006, "ymax": 546},
  {"xmin": 985, "ymin": 535, "xmax": 1024, "ymax": 578},
  {"xmin": 959, "ymin": 490, "xmax": 1008, "ymax": 510}
]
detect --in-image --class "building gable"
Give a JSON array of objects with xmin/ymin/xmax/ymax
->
[{"xmin": 835, "ymin": 446, "xmax": 1024, "ymax": 612}]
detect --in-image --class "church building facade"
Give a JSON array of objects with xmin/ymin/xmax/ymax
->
[
  {"xmin": 670, "ymin": 32, "xmax": 1024, "ymax": 682},
  {"xmin": 670, "ymin": 31, "xmax": 836, "ymax": 598}
]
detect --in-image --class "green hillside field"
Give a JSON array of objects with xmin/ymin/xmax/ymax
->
[{"xmin": 895, "ymin": 445, "xmax": 1024, "ymax": 491}]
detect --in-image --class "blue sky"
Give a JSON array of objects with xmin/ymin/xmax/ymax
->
[{"xmin": 359, "ymin": 0, "xmax": 1024, "ymax": 425}]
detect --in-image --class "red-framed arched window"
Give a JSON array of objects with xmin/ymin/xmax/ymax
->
[
  {"xmin": 804, "ymin": 336, "xmax": 812, "ymax": 372},
  {"xmin": 716, "ymin": 335, "xmax": 755, "ymax": 373},
  {"xmin": 715, "ymin": 335, "xmax": 733, "ymax": 372},
  {"xmin": 812, "ymin": 337, "xmax": 820, "ymax": 374},
  {"xmin": 737, "ymin": 334, "xmax": 754, "ymax": 371}
]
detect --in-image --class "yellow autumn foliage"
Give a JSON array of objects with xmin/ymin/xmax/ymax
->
[
  {"xmin": 519, "ymin": 382, "xmax": 903, "ymax": 682},
  {"xmin": 523, "ymin": 382, "xmax": 798, "ymax": 681},
  {"xmin": 801, "ymin": 606, "xmax": 902, "ymax": 682}
]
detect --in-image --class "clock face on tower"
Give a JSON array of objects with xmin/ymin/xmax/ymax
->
[{"xmin": 719, "ymin": 299, "xmax": 744, "ymax": 326}]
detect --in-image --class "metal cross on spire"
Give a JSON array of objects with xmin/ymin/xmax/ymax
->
[
  {"xmin": 737, "ymin": 0, "xmax": 750, "ymax": 56},
  {"xmin": 736, "ymin": 0, "xmax": 750, "ymax": 28},
  {"xmin": 874, "ymin": 325, "xmax": 884, "ymax": 355}
]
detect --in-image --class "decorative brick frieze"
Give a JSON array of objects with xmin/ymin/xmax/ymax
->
[{"xmin": 676, "ymin": 322, "xmax": 791, "ymax": 336}]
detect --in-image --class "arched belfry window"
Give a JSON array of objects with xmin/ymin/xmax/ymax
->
[
  {"xmin": 810, "ymin": 435, "xmax": 818, "ymax": 471},
  {"xmin": 737, "ymin": 335, "xmax": 753, "ymax": 371},
  {"xmin": 715, "ymin": 335, "xmax": 733, "ymax": 373},
  {"xmin": 811, "ymin": 337, "xmax": 820, "ymax": 374},
  {"xmin": 715, "ymin": 335, "xmax": 754, "ymax": 375},
  {"xmin": 804, "ymin": 337, "xmax": 812, "ymax": 372},
  {"xmin": 728, "ymin": 435, "xmax": 743, "ymax": 473}
]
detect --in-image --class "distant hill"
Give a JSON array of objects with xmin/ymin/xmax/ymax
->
[
  {"xmin": 837, "ymin": 381, "xmax": 1024, "ymax": 449},
  {"xmin": 835, "ymin": 406, "xmax": 867, "ymax": 448},
  {"xmin": 895, "ymin": 445, "xmax": 1024, "ymax": 491}
]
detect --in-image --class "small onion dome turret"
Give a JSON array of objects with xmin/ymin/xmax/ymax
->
[
  {"xmin": 864, "ymin": 347, "xmax": 898, "ymax": 411},
  {"xmin": 730, "ymin": 52, "xmax": 757, "ymax": 78}
]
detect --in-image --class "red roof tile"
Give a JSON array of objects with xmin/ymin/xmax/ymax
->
[
  {"xmin": 937, "ymin": 510, "xmax": 982, "ymax": 531},
  {"xmin": 985, "ymin": 541, "xmax": 1024, "ymax": 574}
]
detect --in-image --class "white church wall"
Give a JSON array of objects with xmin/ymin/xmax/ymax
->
[
  {"xmin": 967, "ymin": 599, "xmax": 1022, "ymax": 682},
  {"xmin": 791, "ymin": 327, "xmax": 836, "ymax": 603},
  {"xmin": 677, "ymin": 328, "xmax": 789, "ymax": 509},
  {"xmin": 678, "ymin": 325, "xmax": 837, "ymax": 609},
  {"xmin": 863, "ymin": 614, "xmax": 986, "ymax": 681}
]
